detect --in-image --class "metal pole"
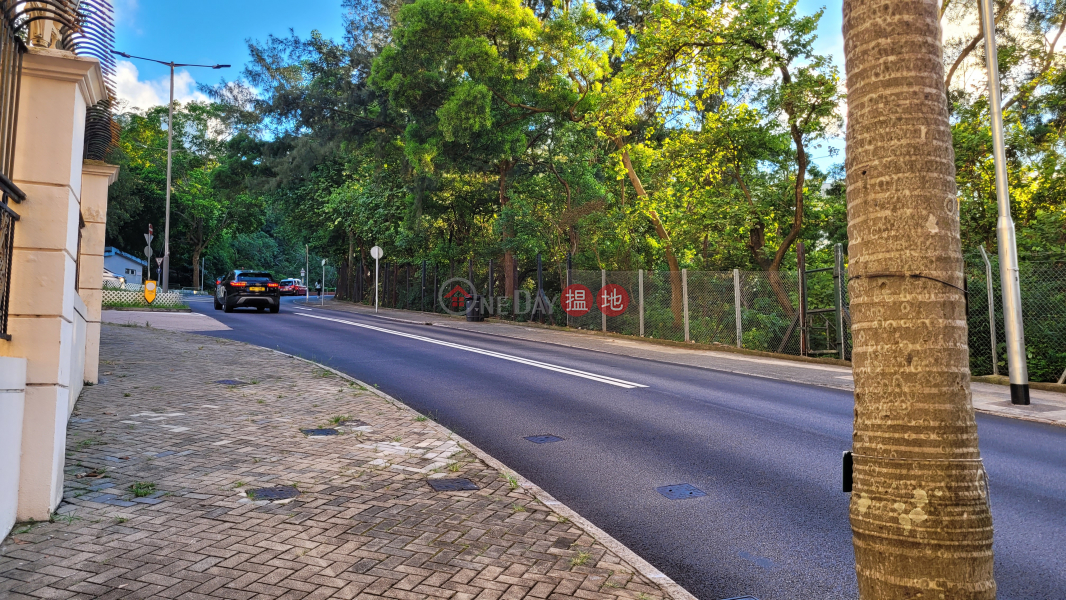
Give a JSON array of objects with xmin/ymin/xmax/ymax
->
[
  {"xmin": 305, "ymin": 245, "xmax": 309, "ymax": 305},
  {"xmin": 734, "ymin": 268, "xmax": 743, "ymax": 348},
  {"xmin": 566, "ymin": 254, "xmax": 572, "ymax": 329},
  {"xmin": 374, "ymin": 257, "xmax": 379, "ymax": 312},
  {"xmin": 682, "ymin": 268, "xmax": 690, "ymax": 343},
  {"xmin": 797, "ymin": 241, "xmax": 808, "ymax": 356},
  {"xmin": 321, "ymin": 260, "xmax": 325, "ymax": 306},
  {"xmin": 162, "ymin": 63, "xmax": 174, "ymax": 292},
  {"xmin": 981, "ymin": 0, "xmax": 1029, "ymax": 404},
  {"xmin": 421, "ymin": 260, "xmax": 426, "ymax": 312},
  {"xmin": 979, "ymin": 245, "xmax": 1000, "ymax": 377},
  {"xmin": 536, "ymin": 253, "xmax": 543, "ymax": 322},
  {"xmin": 601, "ymin": 269, "xmax": 607, "ymax": 333},
  {"xmin": 639, "ymin": 269, "xmax": 645, "ymax": 337},
  {"xmin": 834, "ymin": 244, "xmax": 845, "ymax": 359}
]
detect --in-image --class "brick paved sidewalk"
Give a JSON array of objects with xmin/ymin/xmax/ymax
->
[{"xmin": 0, "ymin": 324, "xmax": 688, "ymax": 600}]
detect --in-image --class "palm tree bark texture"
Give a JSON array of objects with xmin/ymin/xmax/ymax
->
[{"xmin": 843, "ymin": 1, "xmax": 995, "ymax": 599}]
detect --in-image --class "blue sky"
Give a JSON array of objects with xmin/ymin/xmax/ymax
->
[
  {"xmin": 115, "ymin": 0, "xmax": 844, "ymax": 110},
  {"xmin": 114, "ymin": 0, "xmax": 348, "ymax": 109}
]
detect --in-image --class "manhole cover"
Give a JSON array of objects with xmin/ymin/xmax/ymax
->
[
  {"xmin": 247, "ymin": 485, "xmax": 300, "ymax": 501},
  {"xmin": 524, "ymin": 435, "xmax": 564, "ymax": 444},
  {"xmin": 215, "ymin": 380, "xmax": 247, "ymax": 386},
  {"xmin": 656, "ymin": 483, "xmax": 706, "ymax": 500},
  {"xmin": 427, "ymin": 478, "xmax": 479, "ymax": 492},
  {"xmin": 301, "ymin": 428, "xmax": 338, "ymax": 436},
  {"xmin": 338, "ymin": 419, "xmax": 369, "ymax": 427}
]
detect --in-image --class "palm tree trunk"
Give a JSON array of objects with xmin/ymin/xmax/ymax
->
[{"xmin": 843, "ymin": 1, "xmax": 995, "ymax": 598}]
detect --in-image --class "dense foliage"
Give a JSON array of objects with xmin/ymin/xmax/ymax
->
[{"xmin": 105, "ymin": 0, "xmax": 1066, "ymax": 290}]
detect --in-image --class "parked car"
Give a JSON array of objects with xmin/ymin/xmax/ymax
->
[
  {"xmin": 278, "ymin": 278, "xmax": 307, "ymax": 296},
  {"xmin": 215, "ymin": 270, "xmax": 281, "ymax": 313}
]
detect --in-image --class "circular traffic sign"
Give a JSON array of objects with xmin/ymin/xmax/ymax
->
[
  {"xmin": 598, "ymin": 284, "xmax": 630, "ymax": 317},
  {"xmin": 370, "ymin": 246, "xmax": 384, "ymax": 260}
]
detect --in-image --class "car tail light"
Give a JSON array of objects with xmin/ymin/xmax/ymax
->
[
  {"xmin": 267, "ymin": 283, "xmax": 279, "ymax": 288},
  {"xmin": 230, "ymin": 281, "xmax": 247, "ymax": 287}
]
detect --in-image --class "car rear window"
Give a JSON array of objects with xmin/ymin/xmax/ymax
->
[{"xmin": 237, "ymin": 273, "xmax": 274, "ymax": 283}]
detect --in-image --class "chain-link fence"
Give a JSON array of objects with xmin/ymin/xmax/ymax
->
[
  {"xmin": 338, "ymin": 253, "xmax": 1065, "ymax": 383},
  {"xmin": 966, "ymin": 256, "xmax": 1066, "ymax": 382}
]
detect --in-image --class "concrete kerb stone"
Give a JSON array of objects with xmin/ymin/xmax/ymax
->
[{"xmin": 270, "ymin": 346, "xmax": 700, "ymax": 600}]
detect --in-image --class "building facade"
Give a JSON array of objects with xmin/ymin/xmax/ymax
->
[
  {"xmin": 104, "ymin": 246, "xmax": 147, "ymax": 285},
  {"xmin": 0, "ymin": 3, "xmax": 119, "ymax": 538}
]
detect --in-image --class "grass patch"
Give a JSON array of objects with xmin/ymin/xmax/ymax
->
[
  {"xmin": 503, "ymin": 473, "xmax": 519, "ymax": 490},
  {"xmin": 570, "ymin": 551, "xmax": 591, "ymax": 568},
  {"xmin": 128, "ymin": 482, "xmax": 156, "ymax": 498},
  {"xmin": 50, "ymin": 511, "xmax": 81, "ymax": 525}
]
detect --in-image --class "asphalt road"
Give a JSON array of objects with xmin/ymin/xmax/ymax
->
[{"xmin": 188, "ymin": 296, "xmax": 1066, "ymax": 600}]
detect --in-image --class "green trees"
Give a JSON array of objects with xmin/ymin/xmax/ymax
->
[{"xmin": 107, "ymin": 0, "xmax": 1066, "ymax": 313}]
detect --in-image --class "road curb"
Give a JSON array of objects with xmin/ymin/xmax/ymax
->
[{"xmin": 265, "ymin": 345, "xmax": 699, "ymax": 600}]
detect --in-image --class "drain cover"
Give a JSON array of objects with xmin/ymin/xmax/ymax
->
[
  {"xmin": 301, "ymin": 428, "xmax": 338, "ymax": 436},
  {"xmin": 427, "ymin": 478, "xmax": 479, "ymax": 492},
  {"xmin": 524, "ymin": 435, "xmax": 564, "ymax": 444},
  {"xmin": 656, "ymin": 483, "xmax": 706, "ymax": 500},
  {"xmin": 215, "ymin": 380, "xmax": 247, "ymax": 386},
  {"xmin": 247, "ymin": 485, "xmax": 300, "ymax": 501}
]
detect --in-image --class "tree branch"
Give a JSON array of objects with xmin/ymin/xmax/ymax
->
[
  {"xmin": 1003, "ymin": 14, "xmax": 1066, "ymax": 111},
  {"xmin": 944, "ymin": 0, "xmax": 1014, "ymax": 91}
]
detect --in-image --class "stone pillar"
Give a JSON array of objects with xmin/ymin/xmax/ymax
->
[
  {"xmin": 0, "ymin": 357, "xmax": 26, "ymax": 539},
  {"xmin": 80, "ymin": 161, "xmax": 119, "ymax": 385},
  {"xmin": 0, "ymin": 48, "xmax": 107, "ymax": 520}
]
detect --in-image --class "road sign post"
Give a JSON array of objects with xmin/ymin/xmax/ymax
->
[
  {"xmin": 371, "ymin": 246, "xmax": 383, "ymax": 313},
  {"xmin": 144, "ymin": 226, "xmax": 154, "ymax": 282}
]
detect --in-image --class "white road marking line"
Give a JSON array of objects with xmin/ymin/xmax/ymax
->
[
  {"xmin": 289, "ymin": 306, "xmax": 312, "ymax": 311},
  {"xmin": 296, "ymin": 313, "xmax": 647, "ymax": 389}
]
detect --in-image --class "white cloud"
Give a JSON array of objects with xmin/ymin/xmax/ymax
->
[{"xmin": 115, "ymin": 60, "xmax": 210, "ymax": 112}]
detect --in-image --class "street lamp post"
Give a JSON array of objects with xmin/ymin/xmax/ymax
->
[
  {"xmin": 979, "ymin": 0, "xmax": 1030, "ymax": 405},
  {"xmin": 112, "ymin": 51, "xmax": 230, "ymax": 293}
]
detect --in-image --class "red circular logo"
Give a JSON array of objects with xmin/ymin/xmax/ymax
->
[
  {"xmin": 562, "ymin": 284, "xmax": 593, "ymax": 316},
  {"xmin": 598, "ymin": 284, "xmax": 629, "ymax": 317}
]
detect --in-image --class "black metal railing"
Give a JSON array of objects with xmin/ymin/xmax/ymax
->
[{"xmin": 0, "ymin": 199, "xmax": 16, "ymax": 340}]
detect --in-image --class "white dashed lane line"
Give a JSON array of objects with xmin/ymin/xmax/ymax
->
[{"xmin": 295, "ymin": 313, "xmax": 647, "ymax": 389}]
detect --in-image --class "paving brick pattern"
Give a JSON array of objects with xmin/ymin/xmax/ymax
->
[{"xmin": 0, "ymin": 324, "xmax": 671, "ymax": 600}]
